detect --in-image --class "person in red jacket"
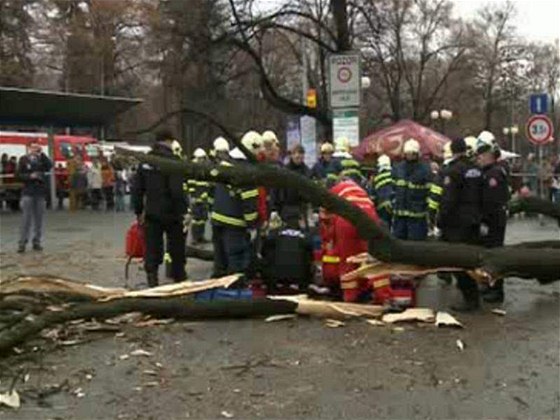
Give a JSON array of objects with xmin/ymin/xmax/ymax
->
[{"xmin": 321, "ymin": 180, "xmax": 393, "ymax": 303}]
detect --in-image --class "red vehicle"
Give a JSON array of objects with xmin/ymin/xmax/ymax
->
[{"xmin": 0, "ymin": 131, "xmax": 98, "ymax": 208}]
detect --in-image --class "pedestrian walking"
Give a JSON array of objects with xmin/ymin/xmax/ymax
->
[
  {"xmin": 132, "ymin": 130, "xmax": 189, "ymax": 287},
  {"xmin": 17, "ymin": 142, "xmax": 52, "ymax": 253}
]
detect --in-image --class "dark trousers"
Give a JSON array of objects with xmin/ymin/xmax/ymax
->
[
  {"xmin": 103, "ymin": 186, "xmax": 114, "ymax": 210},
  {"xmin": 481, "ymin": 214, "xmax": 507, "ymax": 294},
  {"xmin": 144, "ymin": 217, "xmax": 186, "ymax": 282},
  {"xmin": 443, "ymin": 225, "xmax": 480, "ymax": 298},
  {"xmin": 392, "ymin": 217, "xmax": 427, "ymax": 240},
  {"xmin": 212, "ymin": 224, "xmax": 250, "ymax": 277},
  {"xmin": 91, "ymin": 189, "xmax": 102, "ymax": 210},
  {"xmin": 191, "ymin": 202, "xmax": 208, "ymax": 242}
]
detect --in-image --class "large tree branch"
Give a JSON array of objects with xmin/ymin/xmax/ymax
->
[{"xmin": 116, "ymin": 149, "xmax": 560, "ymax": 283}]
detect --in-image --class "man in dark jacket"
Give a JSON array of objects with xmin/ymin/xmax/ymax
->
[
  {"xmin": 477, "ymin": 131, "xmax": 510, "ymax": 303},
  {"xmin": 17, "ymin": 142, "xmax": 53, "ymax": 253},
  {"xmin": 277, "ymin": 145, "xmax": 311, "ymax": 222},
  {"xmin": 132, "ymin": 130, "xmax": 188, "ymax": 287},
  {"xmin": 438, "ymin": 138, "xmax": 483, "ymax": 312}
]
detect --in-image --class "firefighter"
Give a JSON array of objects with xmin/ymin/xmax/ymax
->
[
  {"xmin": 210, "ymin": 145, "xmax": 259, "ymax": 277},
  {"xmin": 322, "ymin": 180, "xmax": 392, "ymax": 303},
  {"xmin": 477, "ymin": 130, "xmax": 510, "ymax": 303},
  {"xmin": 188, "ymin": 148, "xmax": 210, "ymax": 244},
  {"xmin": 311, "ymin": 142, "xmax": 335, "ymax": 182},
  {"xmin": 241, "ymin": 131, "xmax": 263, "ymax": 158},
  {"xmin": 331, "ymin": 137, "xmax": 364, "ymax": 186},
  {"xmin": 392, "ymin": 139, "xmax": 433, "ymax": 240},
  {"xmin": 132, "ymin": 130, "xmax": 188, "ymax": 287},
  {"xmin": 372, "ymin": 154, "xmax": 394, "ymax": 228},
  {"xmin": 438, "ymin": 138, "xmax": 484, "ymax": 312},
  {"xmin": 212, "ymin": 137, "xmax": 230, "ymax": 163}
]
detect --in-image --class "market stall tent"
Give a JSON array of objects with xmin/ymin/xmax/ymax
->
[{"xmin": 353, "ymin": 119, "xmax": 451, "ymax": 160}]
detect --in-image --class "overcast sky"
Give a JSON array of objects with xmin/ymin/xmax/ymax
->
[{"xmin": 453, "ymin": 0, "xmax": 560, "ymax": 43}]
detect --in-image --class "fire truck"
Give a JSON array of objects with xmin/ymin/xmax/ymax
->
[{"xmin": 0, "ymin": 131, "xmax": 98, "ymax": 210}]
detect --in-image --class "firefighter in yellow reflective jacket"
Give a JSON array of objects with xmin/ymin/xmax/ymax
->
[
  {"xmin": 188, "ymin": 148, "xmax": 210, "ymax": 244},
  {"xmin": 372, "ymin": 154, "xmax": 394, "ymax": 228},
  {"xmin": 210, "ymin": 146, "xmax": 259, "ymax": 277},
  {"xmin": 329, "ymin": 137, "xmax": 365, "ymax": 187},
  {"xmin": 392, "ymin": 139, "xmax": 433, "ymax": 240}
]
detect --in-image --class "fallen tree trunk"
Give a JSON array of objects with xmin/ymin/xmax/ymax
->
[
  {"xmin": 117, "ymin": 148, "xmax": 560, "ymax": 283},
  {"xmin": 186, "ymin": 245, "xmax": 214, "ymax": 261},
  {"xmin": 0, "ymin": 297, "xmax": 297, "ymax": 354}
]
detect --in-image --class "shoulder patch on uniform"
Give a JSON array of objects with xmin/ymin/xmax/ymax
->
[
  {"xmin": 444, "ymin": 176, "xmax": 451, "ymax": 185},
  {"xmin": 141, "ymin": 163, "xmax": 153, "ymax": 170},
  {"xmin": 488, "ymin": 177, "xmax": 498, "ymax": 187},
  {"xmin": 465, "ymin": 168, "xmax": 481, "ymax": 178}
]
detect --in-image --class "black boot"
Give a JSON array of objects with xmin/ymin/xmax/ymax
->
[
  {"xmin": 147, "ymin": 271, "xmax": 159, "ymax": 288},
  {"xmin": 451, "ymin": 289, "xmax": 481, "ymax": 313}
]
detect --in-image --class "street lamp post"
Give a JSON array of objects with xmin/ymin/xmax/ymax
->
[
  {"xmin": 502, "ymin": 125, "xmax": 519, "ymax": 154},
  {"xmin": 430, "ymin": 109, "xmax": 453, "ymax": 135}
]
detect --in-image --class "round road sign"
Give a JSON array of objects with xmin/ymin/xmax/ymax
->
[
  {"xmin": 526, "ymin": 114, "xmax": 554, "ymax": 145},
  {"xmin": 337, "ymin": 66, "xmax": 352, "ymax": 83}
]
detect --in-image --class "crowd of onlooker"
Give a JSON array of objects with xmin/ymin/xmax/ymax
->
[{"xmin": 0, "ymin": 152, "xmax": 134, "ymax": 212}]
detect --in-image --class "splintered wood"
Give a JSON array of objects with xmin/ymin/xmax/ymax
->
[
  {"xmin": 0, "ymin": 275, "xmax": 241, "ymax": 301},
  {"xmin": 342, "ymin": 254, "xmax": 492, "ymax": 283}
]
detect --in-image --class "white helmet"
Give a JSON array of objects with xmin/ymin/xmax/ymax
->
[
  {"xmin": 443, "ymin": 141, "xmax": 452, "ymax": 161},
  {"xmin": 213, "ymin": 136, "xmax": 230, "ymax": 152},
  {"xmin": 476, "ymin": 130, "xmax": 498, "ymax": 154},
  {"xmin": 241, "ymin": 130, "xmax": 263, "ymax": 152},
  {"xmin": 171, "ymin": 140, "xmax": 183, "ymax": 157},
  {"xmin": 229, "ymin": 147, "xmax": 246, "ymax": 160},
  {"xmin": 464, "ymin": 136, "xmax": 477, "ymax": 157},
  {"xmin": 334, "ymin": 137, "xmax": 350, "ymax": 153},
  {"xmin": 193, "ymin": 148, "xmax": 207, "ymax": 159},
  {"xmin": 261, "ymin": 130, "xmax": 279, "ymax": 145},
  {"xmin": 403, "ymin": 138, "xmax": 420, "ymax": 154},
  {"xmin": 377, "ymin": 154, "xmax": 391, "ymax": 169},
  {"xmin": 320, "ymin": 142, "xmax": 334, "ymax": 153}
]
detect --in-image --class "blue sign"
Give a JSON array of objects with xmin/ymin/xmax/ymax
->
[{"xmin": 529, "ymin": 94, "xmax": 548, "ymax": 114}]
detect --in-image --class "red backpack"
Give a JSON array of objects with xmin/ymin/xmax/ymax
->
[{"xmin": 125, "ymin": 221, "xmax": 146, "ymax": 280}]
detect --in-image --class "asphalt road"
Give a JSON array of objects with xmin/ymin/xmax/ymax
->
[{"xmin": 0, "ymin": 208, "xmax": 559, "ymax": 419}]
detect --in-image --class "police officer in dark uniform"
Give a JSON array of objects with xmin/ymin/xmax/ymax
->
[
  {"xmin": 477, "ymin": 131, "xmax": 510, "ymax": 303},
  {"xmin": 132, "ymin": 130, "xmax": 188, "ymax": 287},
  {"xmin": 439, "ymin": 138, "xmax": 483, "ymax": 312}
]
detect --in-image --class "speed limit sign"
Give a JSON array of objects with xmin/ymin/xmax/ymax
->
[{"xmin": 526, "ymin": 115, "xmax": 554, "ymax": 145}]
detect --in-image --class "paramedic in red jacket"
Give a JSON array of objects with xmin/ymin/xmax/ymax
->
[{"xmin": 321, "ymin": 180, "xmax": 392, "ymax": 303}]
